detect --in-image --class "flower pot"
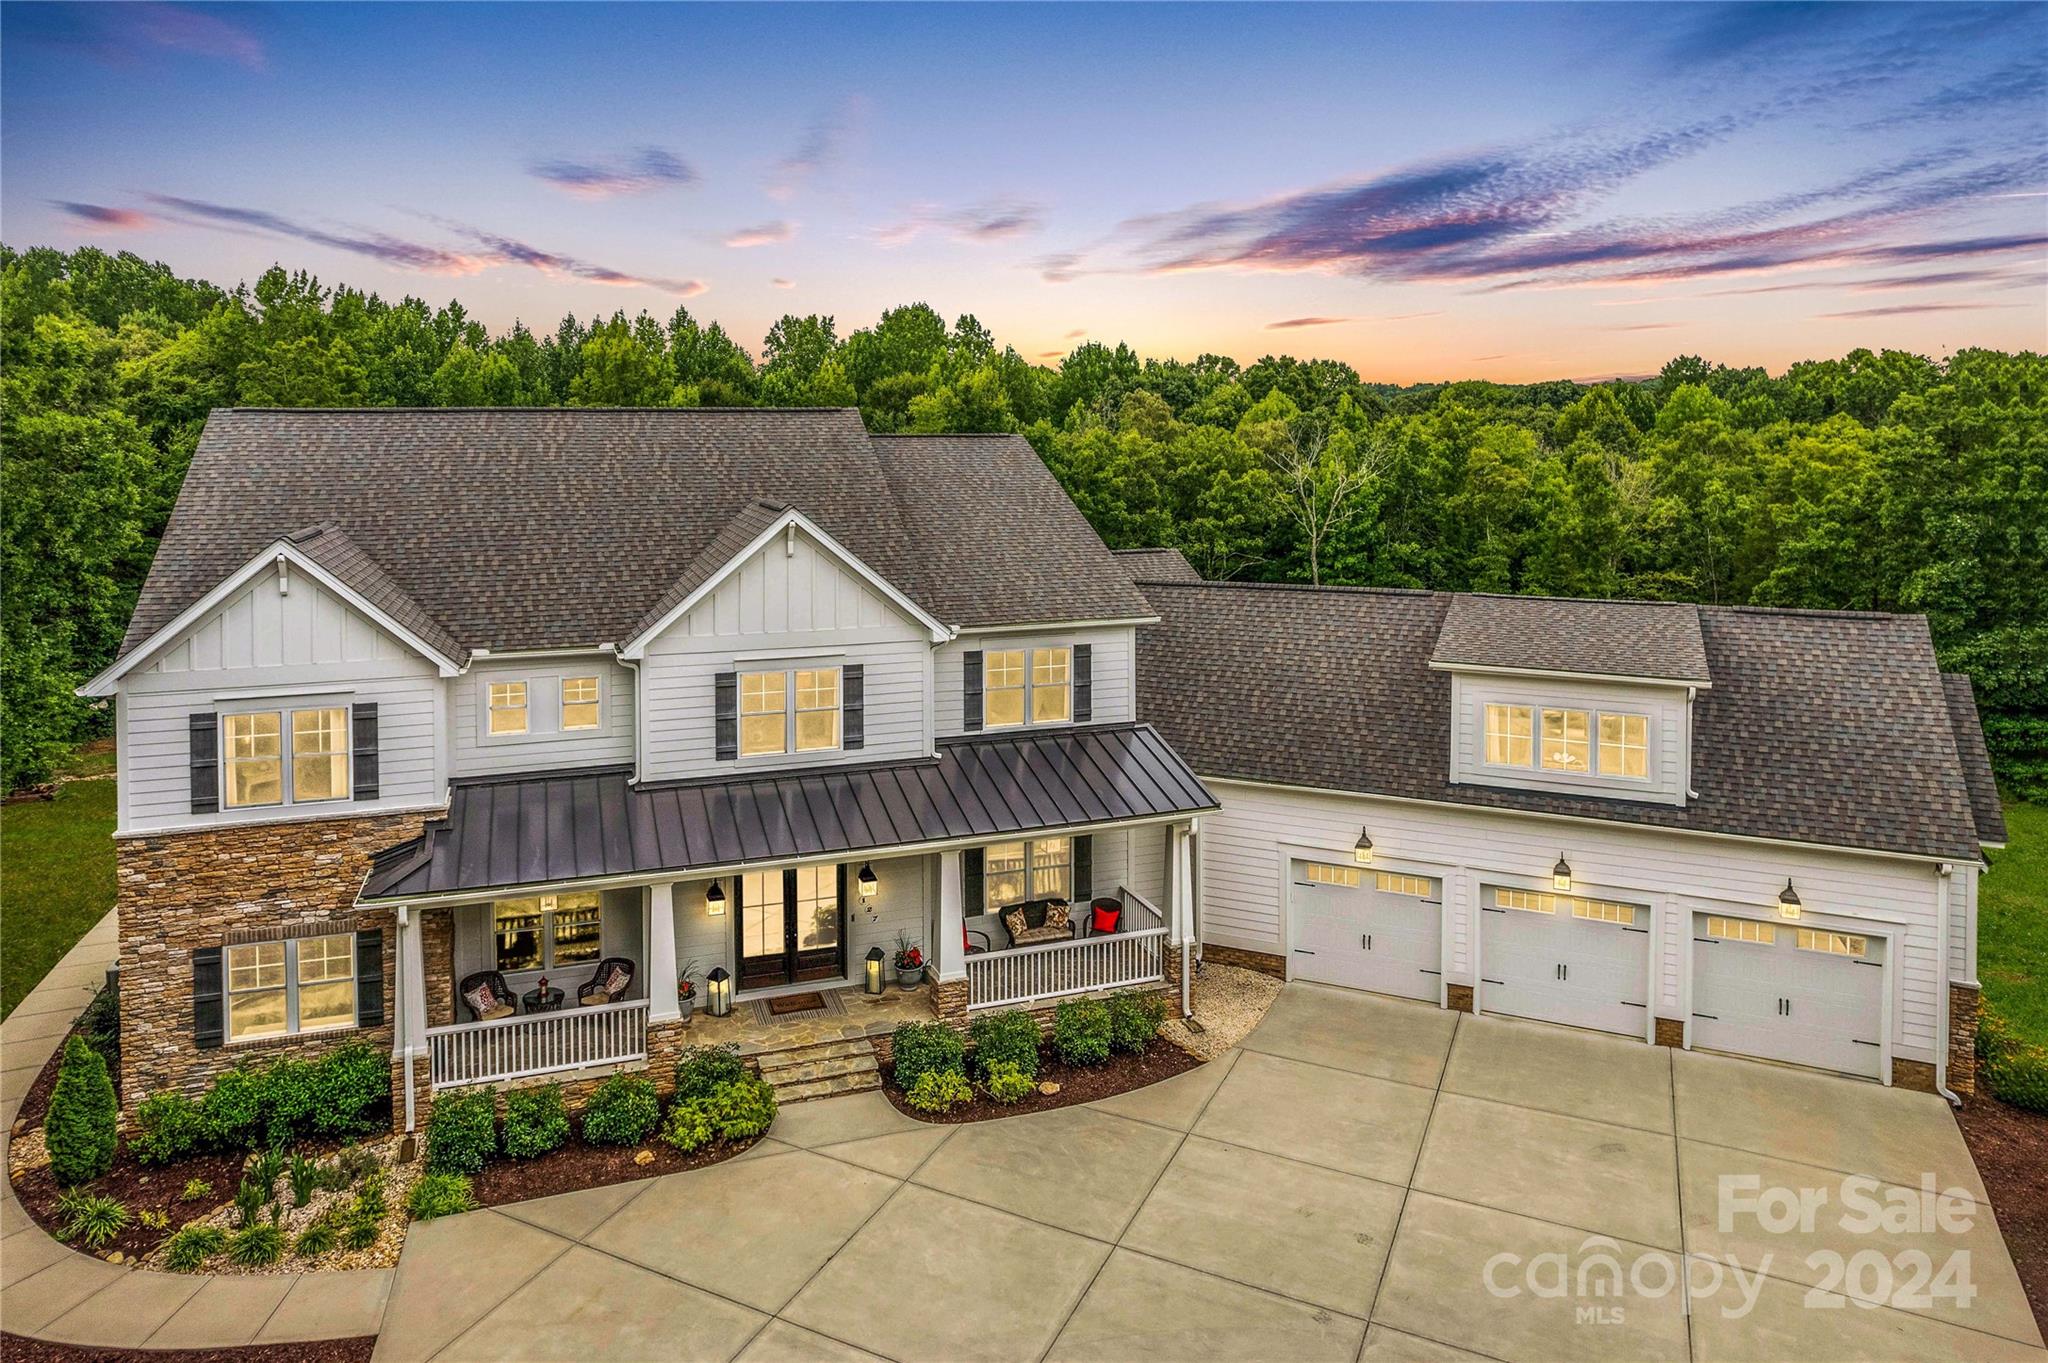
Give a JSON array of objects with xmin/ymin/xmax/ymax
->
[
  {"xmin": 678, "ymin": 993, "xmax": 696, "ymax": 1021},
  {"xmin": 896, "ymin": 967, "xmax": 923, "ymax": 988}
]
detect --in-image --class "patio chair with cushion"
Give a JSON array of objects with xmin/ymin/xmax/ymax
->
[
  {"xmin": 999, "ymin": 898, "xmax": 1077, "ymax": 948},
  {"xmin": 460, "ymin": 970, "xmax": 518, "ymax": 1022},
  {"xmin": 1088, "ymin": 896, "xmax": 1124, "ymax": 936},
  {"xmin": 577, "ymin": 956, "xmax": 636, "ymax": 1006}
]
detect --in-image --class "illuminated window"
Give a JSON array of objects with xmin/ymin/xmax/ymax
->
[
  {"xmin": 1493, "ymin": 887, "xmax": 1640, "ymax": 924},
  {"xmin": 1484, "ymin": 704, "xmax": 1533, "ymax": 766},
  {"xmin": 291, "ymin": 708, "xmax": 349, "ymax": 801},
  {"xmin": 740, "ymin": 670, "xmax": 790, "ymax": 756},
  {"xmin": 224, "ymin": 712, "xmax": 283, "ymax": 808},
  {"xmin": 1598, "ymin": 713, "xmax": 1649, "ymax": 778},
  {"xmin": 1302, "ymin": 862, "xmax": 1363, "ymax": 888},
  {"xmin": 561, "ymin": 676, "xmax": 601, "ymax": 731},
  {"xmin": 983, "ymin": 838, "xmax": 1073, "ymax": 910},
  {"xmin": 1796, "ymin": 928, "xmax": 1868, "ymax": 958},
  {"xmin": 1706, "ymin": 916, "xmax": 1776, "ymax": 945},
  {"xmin": 983, "ymin": 646, "xmax": 1072, "ymax": 728},
  {"xmin": 493, "ymin": 893, "xmax": 603, "ymax": 973},
  {"xmin": 223, "ymin": 708, "xmax": 349, "ymax": 809},
  {"xmin": 1540, "ymin": 708, "xmax": 1591, "ymax": 771},
  {"xmin": 794, "ymin": 668, "xmax": 840, "ymax": 751},
  {"xmin": 984, "ymin": 650, "xmax": 1026, "ymax": 728},
  {"xmin": 1031, "ymin": 647, "xmax": 1072, "ymax": 723},
  {"xmin": 1375, "ymin": 872, "xmax": 1434, "ymax": 897},
  {"xmin": 488, "ymin": 681, "xmax": 529, "ymax": 736},
  {"xmin": 739, "ymin": 667, "xmax": 840, "ymax": 756},
  {"xmin": 226, "ymin": 933, "xmax": 356, "ymax": 1042}
]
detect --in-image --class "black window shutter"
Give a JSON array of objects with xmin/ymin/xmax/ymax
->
[
  {"xmin": 189, "ymin": 713, "xmax": 219, "ymax": 814},
  {"xmin": 843, "ymin": 665, "xmax": 865, "ymax": 750},
  {"xmin": 963, "ymin": 651, "xmax": 984, "ymax": 732},
  {"xmin": 352, "ymin": 703, "xmax": 380, "ymax": 802},
  {"xmin": 1073, "ymin": 645, "xmax": 1093, "ymax": 722},
  {"xmin": 355, "ymin": 929, "xmax": 385, "ymax": 1027},
  {"xmin": 714, "ymin": 672, "xmax": 738, "ymax": 760},
  {"xmin": 1073, "ymin": 835, "xmax": 1094, "ymax": 902},
  {"xmin": 963, "ymin": 848, "xmax": 984, "ymax": 914},
  {"xmin": 192, "ymin": 947, "xmax": 225, "ymax": 1048}
]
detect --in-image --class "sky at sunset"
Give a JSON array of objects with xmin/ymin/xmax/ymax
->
[{"xmin": 4, "ymin": 1, "xmax": 2044, "ymax": 383}]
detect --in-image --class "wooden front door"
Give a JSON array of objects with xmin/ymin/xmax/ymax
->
[{"xmin": 736, "ymin": 865, "xmax": 847, "ymax": 991}]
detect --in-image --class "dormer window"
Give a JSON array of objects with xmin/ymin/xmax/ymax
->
[
  {"xmin": 1484, "ymin": 704, "xmax": 1532, "ymax": 766},
  {"xmin": 488, "ymin": 681, "xmax": 529, "ymax": 736},
  {"xmin": 561, "ymin": 676, "xmax": 601, "ymax": 731},
  {"xmin": 1539, "ymin": 708, "xmax": 1590, "ymax": 772},
  {"xmin": 1598, "ymin": 713, "xmax": 1648, "ymax": 778},
  {"xmin": 984, "ymin": 646, "xmax": 1071, "ymax": 729},
  {"xmin": 1481, "ymin": 700, "xmax": 1652, "ymax": 783}
]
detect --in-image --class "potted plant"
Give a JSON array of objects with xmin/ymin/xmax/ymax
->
[
  {"xmin": 893, "ymin": 935, "xmax": 925, "ymax": 989},
  {"xmin": 677, "ymin": 959, "xmax": 700, "ymax": 1021}
]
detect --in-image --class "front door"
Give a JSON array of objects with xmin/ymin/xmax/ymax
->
[{"xmin": 736, "ymin": 865, "xmax": 847, "ymax": 991}]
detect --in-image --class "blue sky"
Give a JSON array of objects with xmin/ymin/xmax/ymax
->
[{"xmin": 4, "ymin": 1, "xmax": 2043, "ymax": 381}]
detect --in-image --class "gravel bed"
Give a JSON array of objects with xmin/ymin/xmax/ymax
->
[{"xmin": 1161, "ymin": 962, "xmax": 1283, "ymax": 1060}]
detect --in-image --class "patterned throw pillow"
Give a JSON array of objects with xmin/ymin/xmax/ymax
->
[
  {"xmin": 464, "ymin": 981, "xmax": 498, "ymax": 1016},
  {"xmin": 604, "ymin": 964, "xmax": 630, "ymax": 996},
  {"xmin": 1044, "ymin": 903, "xmax": 1071, "ymax": 932},
  {"xmin": 1003, "ymin": 907, "xmax": 1029, "ymax": 941}
]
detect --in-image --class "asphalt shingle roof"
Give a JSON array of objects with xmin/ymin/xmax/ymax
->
[
  {"xmin": 1940, "ymin": 674, "xmax": 2008, "ymax": 846},
  {"xmin": 283, "ymin": 522, "xmax": 468, "ymax": 666},
  {"xmin": 1113, "ymin": 548, "xmax": 1203, "ymax": 584},
  {"xmin": 1137, "ymin": 582, "xmax": 1990, "ymax": 860},
  {"xmin": 1433, "ymin": 593, "xmax": 1710, "ymax": 683}
]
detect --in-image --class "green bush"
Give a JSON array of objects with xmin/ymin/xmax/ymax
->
[
  {"xmin": 180, "ymin": 1177, "xmax": 213, "ymax": 1201},
  {"xmin": 1978, "ymin": 1007, "xmax": 2048, "ymax": 1113},
  {"xmin": 891, "ymin": 1021, "xmax": 965, "ymax": 1091},
  {"xmin": 1107, "ymin": 992, "xmax": 1167, "ymax": 1054},
  {"xmin": 425, "ymin": 1090, "xmax": 498, "ymax": 1175},
  {"xmin": 289, "ymin": 1152, "xmax": 321, "ymax": 1208},
  {"xmin": 1051, "ymin": 999, "xmax": 1112, "ymax": 1067},
  {"xmin": 406, "ymin": 1172, "xmax": 476, "ymax": 1221},
  {"xmin": 969, "ymin": 1010, "xmax": 1041, "ymax": 1081},
  {"xmin": 260, "ymin": 1057, "xmax": 318, "ymax": 1147},
  {"xmin": 200, "ymin": 1068, "xmax": 263, "ymax": 1149},
  {"xmin": 294, "ymin": 1218, "xmax": 337, "ymax": 1258},
  {"xmin": 502, "ymin": 1085, "xmax": 569, "ymax": 1159},
  {"xmin": 45, "ymin": 1035, "xmax": 118, "ymax": 1185},
  {"xmin": 162, "ymin": 1224, "xmax": 227, "ymax": 1272},
  {"xmin": 662, "ymin": 1098, "xmax": 715, "ymax": 1153},
  {"xmin": 905, "ymin": 1068, "xmax": 972, "ymax": 1113},
  {"xmin": 232, "ymin": 1176, "xmax": 267, "ymax": 1229},
  {"xmin": 581, "ymin": 1075, "xmax": 659, "ymax": 1145},
  {"xmin": 982, "ymin": 1061, "xmax": 1035, "ymax": 1105},
  {"xmin": 673, "ymin": 1044, "xmax": 747, "ymax": 1102},
  {"xmin": 354, "ymin": 1171, "xmax": 389, "ymax": 1220},
  {"xmin": 54, "ymin": 1189, "xmax": 129, "ymax": 1247},
  {"xmin": 342, "ymin": 1210, "xmax": 381, "ymax": 1251},
  {"xmin": 227, "ymin": 1222, "xmax": 285, "ymax": 1267},
  {"xmin": 308, "ymin": 1043, "xmax": 390, "ymax": 1135},
  {"xmin": 131, "ymin": 1090, "xmax": 206, "ymax": 1166},
  {"xmin": 705, "ymin": 1075, "xmax": 777, "ymax": 1139}
]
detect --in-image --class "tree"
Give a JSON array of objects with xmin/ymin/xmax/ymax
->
[
  {"xmin": 1257, "ymin": 416, "xmax": 1385, "ymax": 586},
  {"xmin": 46, "ymin": 1035, "xmax": 118, "ymax": 1185}
]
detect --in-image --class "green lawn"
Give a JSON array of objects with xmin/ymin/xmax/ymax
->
[
  {"xmin": 1979, "ymin": 800, "xmax": 2047, "ymax": 1047},
  {"xmin": 0, "ymin": 776, "xmax": 116, "ymax": 1019}
]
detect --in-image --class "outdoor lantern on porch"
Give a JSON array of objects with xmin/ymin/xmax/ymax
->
[
  {"xmin": 705, "ymin": 880, "xmax": 726, "ymax": 915},
  {"xmin": 1552, "ymin": 855, "xmax": 1573, "ymax": 892},
  {"xmin": 1353, "ymin": 828, "xmax": 1374, "ymax": 865},
  {"xmin": 857, "ymin": 863, "xmax": 879, "ymax": 898},
  {"xmin": 706, "ymin": 966, "xmax": 733, "ymax": 1016},
  {"xmin": 1777, "ymin": 879, "xmax": 1803, "ymax": 920},
  {"xmin": 865, "ymin": 946, "xmax": 887, "ymax": 995}
]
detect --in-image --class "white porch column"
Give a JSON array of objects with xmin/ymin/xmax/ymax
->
[
  {"xmin": 938, "ymin": 849, "xmax": 966, "ymax": 982},
  {"xmin": 646, "ymin": 882, "xmax": 681, "ymax": 1022},
  {"xmin": 394, "ymin": 905, "xmax": 428, "ymax": 1132},
  {"xmin": 1169, "ymin": 821, "xmax": 1194, "ymax": 944}
]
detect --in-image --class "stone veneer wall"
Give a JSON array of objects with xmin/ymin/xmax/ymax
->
[
  {"xmin": 1199, "ymin": 945, "xmax": 1287, "ymax": 980},
  {"xmin": 114, "ymin": 810, "xmax": 435, "ymax": 1115},
  {"xmin": 1654, "ymin": 1017, "xmax": 1686, "ymax": 1047},
  {"xmin": 1445, "ymin": 984, "xmax": 1475, "ymax": 1014},
  {"xmin": 1946, "ymin": 983, "xmax": 1979, "ymax": 1097}
]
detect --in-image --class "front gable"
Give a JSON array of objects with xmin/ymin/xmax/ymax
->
[{"xmin": 146, "ymin": 565, "xmax": 416, "ymax": 677}]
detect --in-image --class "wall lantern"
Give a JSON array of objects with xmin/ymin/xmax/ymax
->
[
  {"xmin": 1777, "ymin": 879, "xmax": 1803, "ymax": 920},
  {"xmin": 705, "ymin": 880, "xmax": 726, "ymax": 915},
  {"xmin": 705, "ymin": 966, "xmax": 733, "ymax": 1017},
  {"xmin": 865, "ymin": 946, "xmax": 887, "ymax": 995},
  {"xmin": 1552, "ymin": 855, "xmax": 1573, "ymax": 892},
  {"xmin": 857, "ymin": 863, "xmax": 879, "ymax": 898},
  {"xmin": 1353, "ymin": 828, "xmax": 1374, "ymax": 865}
]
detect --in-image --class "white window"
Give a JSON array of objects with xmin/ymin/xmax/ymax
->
[
  {"xmin": 983, "ymin": 837, "xmax": 1073, "ymax": 910},
  {"xmin": 983, "ymin": 646, "xmax": 1072, "ymax": 729},
  {"xmin": 1598, "ymin": 713, "xmax": 1649, "ymax": 778},
  {"xmin": 1303, "ymin": 862, "xmax": 1363, "ymax": 888},
  {"xmin": 1706, "ymin": 916, "xmax": 1777, "ymax": 944},
  {"xmin": 1570, "ymin": 898, "xmax": 1636, "ymax": 925},
  {"xmin": 226, "ymin": 933, "xmax": 357, "ymax": 1042},
  {"xmin": 1494, "ymin": 887, "xmax": 1638, "ymax": 922},
  {"xmin": 1539, "ymin": 708, "xmax": 1590, "ymax": 772},
  {"xmin": 739, "ymin": 666, "xmax": 841, "ymax": 757},
  {"xmin": 1796, "ymin": 928, "xmax": 1868, "ymax": 958},
  {"xmin": 492, "ymin": 892, "xmax": 603, "ymax": 973},
  {"xmin": 1483, "ymin": 704, "xmax": 1533, "ymax": 767},
  {"xmin": 1375, "ymin": 872, "xmax": 1434, "ymax": 897},
  {"xmin": 223, "ymin": 707, "xmax": 349, "ymax": 809},
  {"xmin": 561, "ymin": 676, "xmax": 601, "ymax": 731},
  {"xmin": 1495, "ymin": 887, "xmax": 1557, "ymax": 914},
  {"xmin": 794, "ymin": 668, "xmax": 840, "ymax": 751},
  {"xmin": 740, "ymin": 671, "xmax": 787, "ymax": 756},
  {"xmin": 488, "ymin": 681, "xmax": 529, "ymax": 736}
]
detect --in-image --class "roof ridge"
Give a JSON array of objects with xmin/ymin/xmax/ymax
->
[
  {"xmin": 216, "ymin": 405, "xmax": 866, "ymax": 415},
  {"xmin": 1135, "ymin": 579, "xmax": 1439, "ymax": 598},
  {"xmin": 1459, "ymin": 591, "xmax": 1696, "ymax": 610},
  {"xmin": 1710, "ymin": 604, "xmax": 1920, "ymax": 622}
]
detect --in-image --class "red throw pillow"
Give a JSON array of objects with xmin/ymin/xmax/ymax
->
[{"xmin": 1091, "ymin": 903, "xmax": 1121, "ymax": 935}]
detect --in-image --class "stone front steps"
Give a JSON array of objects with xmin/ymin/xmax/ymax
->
[{"xmin": 756, "ymin": 1038, "xmax": 882, "ymax": 1104}]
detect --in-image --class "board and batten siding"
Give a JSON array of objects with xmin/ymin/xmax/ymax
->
[
  {"xmin": 1447, "ymin": 673, "xmax": 1688, "ymax": 806},
  {"xmin": 1197, "ymin": 778, "xmax": 1952, "ymax": 1064},
  {"xmin": 117, "ymin": 563, "xmax": 444, "ymax": 833},
  {"xmin": 448, "ymin": 656, "xmax": 636, "ymax": 777},
  {"xmin": 635, "ymin": 527, "xmax": 937, "ymax": 783},
  {"xmin": 934, "ymin": 626, "xmax": 1138, "ymax": 737}
]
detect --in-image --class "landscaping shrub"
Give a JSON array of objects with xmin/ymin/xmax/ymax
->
[
  {"xmin": 45, "ymin": 1035, "xmax": 118, "ymax": 1185},
  {"xmin": 1978, "ymin": 1007, "xmax": 2048, "ymax": 1113},
  {"xmin": 327, "ymin": 1144, "xmax": 380, "ymax": 1188},
  {"xmin": 138, "ymin": 1208, "xmax": 170, "ymax": 1231},
  {"xmin": 342, "ymin": 1209, "xmax": 381, "ymax": 1251},
  {"xmin": 227, "ymin": 1222, "xmax": 285, "ymax": 1267},
  {"xmin": 294, "ymin": 1218, "xmax": 337, "ymax": 1258},
  {"xmin": 1107, "ymin": 992, "xmax": 1167, "ymax": 1054},
  {"xmin": 891, "ymin": 1021, "xmax": 965, "ymax": 1091},
  {"xmin": 180, "ymin": 1177, "xmax": 213, "ymax": 1201},
  {"xmin": 308, "ymin": 1042, "xmax": 390, "ymax": 1135},
  {"xmin": 406, "ymin": 1172, "xmax": 476, "ymax": 1221},
  {"xmin": 232, "ymin": 1176, "xmax": 267, "ymax": 1230},
  {"xmin": 581, "ymin": 1074, "xmax": 659, "ymax": 1145},
  {"xmin": 289, "ymin": 1152, "xmax": 321, "ymax": 1207},
  {"xmin": 354, "ymin": 1171, "xmax": 389, "ymax": 1220},
  {"xmin": 260, "ymin": 1057, "xmax": 318, "ymax": 1147},
  {"xmin": 131, "ymin": 1090, "xmax": 205, "ymax": 1166},
  {"xmin": 969, "ymin": 1009, "xmax": 1040, "ymax": 1081},
  {"xmin": 54, "ymin": 1189, "xmax": 129, "ymax": 1248},
  {"xmin": 673, "ymin": 1044, "xmax": 747, "ymax": 1102},
  {"xmin": 162, "ymin": 1224, "xmax": 227, "ymax": 1272},
  {"xmin": 1051, "ymin": 999, "xmax": 1112, "ymax": 1067},
  {"xmin": 705, "ymin": 1075, "xmax": 777, "ymax": 1139},
  {"xmin": 502, "ymin": 1084, "xmax": 569, "ymax": 1159},
  {"xmin": 139, "ymin": 1046, "xmax": 391, "ymax": 1161},
  {"xmin": 983, "ymin": 1061, "xmax": 1034, "ymax": 1105},
  {"xmin": 200, "ymin": 1068, "xmax": 264, "ymax": 1149},
  {"xmin": 662, "ymin": 1097, "xmax": 716, "ymax": 1153},
  {"xmin": 426, "ymin": 1090, "xmax": 498, "ymax": 1175},
  {"xmin": 905, "ymin": 1068, "xmax": 972, "ymax": 1114}
]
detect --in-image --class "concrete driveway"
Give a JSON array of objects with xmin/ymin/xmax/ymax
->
[{"xmin": 373, "ymin": 983, "xmax": 2045, "ymax": 1363}]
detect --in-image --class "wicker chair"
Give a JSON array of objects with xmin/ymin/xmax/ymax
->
[
  {"xmin": 459, "ymin": 970, "xmax": 518, "ymax": 1022},
  {"xmin": 577, "ymin": 957, "xmax": 636, "ymax": 1006}
]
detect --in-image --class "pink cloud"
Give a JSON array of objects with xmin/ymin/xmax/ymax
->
[
  {"xmin": 724, "ymin": 221, "xmax": 796, "ymax": 249},
  {"xmin": 53, "ymin": 201, "xmax": 153, "ymax": 230}
]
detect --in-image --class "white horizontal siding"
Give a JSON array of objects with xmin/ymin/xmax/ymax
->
[
  {"xmin": 450, "ymin": 657, "xmax": 636, "ymax": 777},
  {"xmin": 934, "ymin": 626, "xmax": 1137, "ymax": 737},
  {"xmin": 1198, "ymin": 779, "xmax": 1950, "ymax": 1063},
  {"xmin": 1448, "ymin": 673, "xmax": 1687, "ymax": 806},
  {"xmin": 661, "ymin": 854, "xmax": 931, "ymax": 991}
]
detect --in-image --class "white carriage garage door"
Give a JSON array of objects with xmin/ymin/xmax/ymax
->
[
  {"xmin": 1287, "ymin": 861, "xmax": 1443, "ymax": 1003},
  {"xmin": 1479, "ymin": 886, "xmax": 1652, "ymax": 1036},
  {"xmin": 1690, "ymin": 914, "xmax": 1885, "ymax": 1080}
]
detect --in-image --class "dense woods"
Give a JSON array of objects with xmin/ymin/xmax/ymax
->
[{"xmin": 3, "ymin": 243, "xmax": 2042, "ymax": 795}]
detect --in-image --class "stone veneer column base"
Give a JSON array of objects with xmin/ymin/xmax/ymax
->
[
  {"xmin": 1199, "ymin": 945, "xmax": 1287, "ymax": 979},
  {"xmin": 932, "ymin": 977, "xmax": 969, "ymax": 1022},
  {"xmin": 1891, "ymin": 1058, "xmax": 1938, "ymax": 1093},
  {"xmin": 1947, "ymin": 983, "xmax": 1980, "ymax": 1097},
  {"xmin": 1654, "ymin": 1017, "xmax": 1686, "ymax": 1048},
  {"xmin": 1445, "ymin": 984, "xmax": 1475, "ymax": 1014}
]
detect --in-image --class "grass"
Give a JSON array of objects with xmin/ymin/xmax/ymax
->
[
  {"xmin": 1979, "ymin": 800, "xmax": 2047, "ymax": 1047},
  {"xmin": 0, "ymin": 774, "xmax": 117, "ymax": 1019}
]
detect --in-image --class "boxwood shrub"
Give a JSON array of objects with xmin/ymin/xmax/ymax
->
[
  {"xmin": 983, "ymin": 1061, "xmax": 1035, "ymax": 1105},
  {"xmin": 582, "ymin": 1075, "xmax": 659, "ymax": 1145},
  {"xmin": 502, "ymin": 1084, "xmax": 569, "ymax": 1159},
  {"xmin": 425, "ymin": 1090, "xmax": 498, "ymax": 1174},
  {"xmin": 673, "ymin": 1044, "xmax": 747, "ymax": 1102},
  {"xmin": 968, "ymin": 1009, "xmax": 1040, "ymax": 1081},
  {"xmin": 1051, "ymin": 998, "xmax": 1112, "ymax": 1067},
  {"xmin": 1106, "ymin": 992, "xmax": 1167, "ymax": 1055},
  {"xmin": 46, "ymin": 1036, "xmax": 118, "ymax": 1186},
  {"xmin": 890, "ymin": 1021, "xmax": 965, "ymax": 1091}
]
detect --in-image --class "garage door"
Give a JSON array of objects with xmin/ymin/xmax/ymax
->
[
  {"xmin": 1690, "ymin": 915, "xmax": 1885, "ymax": 1080},
  {"xmin": 1480, "ymin": 886, "xmax": 1651, "ymax": 1036},
  {"xmin": 1288, "ymin": 861, "xmax": 1443, "ymax": 1003}
]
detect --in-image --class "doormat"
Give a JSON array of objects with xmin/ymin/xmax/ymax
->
[{"xmin": 767, "ymin": 991, "xmax": 828, "ymax": 1016}]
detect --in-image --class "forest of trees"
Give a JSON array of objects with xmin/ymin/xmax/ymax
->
[{"xmin": 3, "ymin": 243, "xmax": 2042, "ymax": 796}]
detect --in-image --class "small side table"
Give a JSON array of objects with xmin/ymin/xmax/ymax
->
[{"xmin": 522, "ymin": 986, "xmax": 565, "ymax": 1014}]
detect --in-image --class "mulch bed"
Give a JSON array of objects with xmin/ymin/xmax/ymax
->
[
  {"xmin": 1, "ymin": 1333, "xmax": 374, "ymax": 1363},
  {"xmin": 878, "ymin": 1040, "xmax": 1203, "ymax": 1124},
  {"xmin": 1957, "ymin": 1094, "xmax": 2048, "ymax": 1336},
  {"xmin": 11, "ymin": 1144, "xmax": 248, "ymax": 1262},
  {"xmin": 466, "ymin": 1131, "xmax": 762, "ymax": 1208}
]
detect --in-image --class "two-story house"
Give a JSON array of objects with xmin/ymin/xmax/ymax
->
[{"xmin": 84, "ymin": 408, "xmax": 2003, "ymax": 1133}]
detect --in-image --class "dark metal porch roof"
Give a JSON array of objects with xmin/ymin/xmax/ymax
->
[{"xmin": 360, "ymin": 723, "xmax": 1216, "ymax": 902}]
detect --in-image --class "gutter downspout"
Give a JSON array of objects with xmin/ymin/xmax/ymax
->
[
  {"xmin": 1180, "ymin": 819, "xmax": 1198, "ymax": 1021},
  {"xmin": 1685, "ymin": 687, "xmax": 1700, "ymax": 802},
  {"xmin": 397, "ymin": 905, "xmax": 416, "ymax": 1133},
  {"xmin": 1935, "ymin": 864, "xmax": 1962, "ymax": 1109}
]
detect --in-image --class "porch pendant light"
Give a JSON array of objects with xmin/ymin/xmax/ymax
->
[
  {"xmin": 705, "ymin": 880, "xmax": 726, "ymax": 915},
  {"xmin": 1552, "ymin": 855, "xmax": 1573, "ymax": 892},
  {"xmin": 1777, "ymin": 879, "xmax": 1802, "ymax": 920},
  {"xmin": 706, "ymin": 966, "xmax": 733, "ymax": 1016},
  {"xmin": 1353, "ymin": 828, "xmax": 1374, "ymax": 865},
  {"xmin": 857, "ymin": 863, "xmax": 879, "ymax": 898},
  {"xmin": 865, "ymin": 946, "xmax": 887, "ymax": 995}
]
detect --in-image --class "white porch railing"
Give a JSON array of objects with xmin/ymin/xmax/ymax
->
[
  {"xmin": 967, "ymin": 886, "xmax": 1168, "ymax": 1010},
  {"xmin": 425, "ymin": 998, "xmax": 650, "ymax": 1088}
]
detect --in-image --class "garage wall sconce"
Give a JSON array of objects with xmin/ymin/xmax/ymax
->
[
  {"xmin": 1353, "ymin": 828, "xmax": 1374, "ymax": 865},
  {"xmin": 1551, "ymin": 855, "xmax": 1573, "ymax": 891},
  {"xmin": 1777, "ymin": 879, "xmax": 1802, "ymax": 919}
]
